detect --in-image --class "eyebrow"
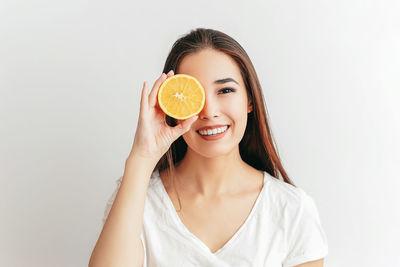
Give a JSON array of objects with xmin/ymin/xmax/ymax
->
[{"xmin": 213, "ymin": 78, "xmax": 239, "ymax": 85}]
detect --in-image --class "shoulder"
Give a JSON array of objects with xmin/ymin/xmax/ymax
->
[
  {"xmin": 262, "ymin": 172, "xmax": 321, "ymax": 222},
  {"xmin": 263, "ymin": 174, "xmax": 329, "ymax": 266},
  {"xmin": 264, "ymin": 172, "xmax": 307, "ymax": 204}
]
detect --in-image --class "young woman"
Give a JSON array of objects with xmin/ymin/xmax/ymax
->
[{"xmin": 89, "ymin": 28, "xmax": 328, "ymax": 267}]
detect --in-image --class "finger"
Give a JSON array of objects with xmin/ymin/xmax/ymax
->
[
  {"xmin": 148, "ymin": 73, "xmax": 167, "ymax": 107},
  {"xmin": 176, "ymin": 115, "xmax": 199, "ymax": 134},
  {"xmin": 140, "ymin": 81, "xmax": 148, "ymax": 114},
  {"xmin": 166, "ymin": 69, "xmax": 174, "ymax": 77},
  {"xmin": 149, "ymin": 70, "xmax": 174, "ymax": 107}
]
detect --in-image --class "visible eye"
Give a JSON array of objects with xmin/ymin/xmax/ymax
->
[{"xmin": 218, "ymin": 88, "xmax": 236, "ymax": 94}]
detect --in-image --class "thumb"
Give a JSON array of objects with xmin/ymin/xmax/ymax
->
[{"xmin": 174, "ymin": 115, "xmax": 199, "ymax": 136}]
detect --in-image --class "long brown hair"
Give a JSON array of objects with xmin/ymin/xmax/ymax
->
[{"xmin": 153, "ymin": 28, "xmax": 295, "ymax": 202}]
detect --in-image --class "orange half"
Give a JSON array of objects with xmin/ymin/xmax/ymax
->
[{"xmin": 157, "ymin": 74, "xmax": 205, "ymax": 120}]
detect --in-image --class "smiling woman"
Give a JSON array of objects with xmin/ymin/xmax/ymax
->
[{"xmin": 89, "ymin": 28, "xmax": 329, "ymax": 267}]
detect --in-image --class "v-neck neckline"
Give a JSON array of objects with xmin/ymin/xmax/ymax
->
[{"xmin": 154, "ymin": 169, "xmax": 268, "ymax": 256}]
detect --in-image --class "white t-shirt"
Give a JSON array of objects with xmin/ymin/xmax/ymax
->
[{"xmin": 102, "ymin": 169, "xmax": 328, "ymax": 267}]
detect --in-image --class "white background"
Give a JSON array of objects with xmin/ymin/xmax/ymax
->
[{"xmin": 1, "ymin": 0, "xmax": 399, "ymax": 266}]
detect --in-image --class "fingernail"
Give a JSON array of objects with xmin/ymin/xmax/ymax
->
[{"xmin": 168, "ymin": 70, "xmax": 174, "ymax": 75}]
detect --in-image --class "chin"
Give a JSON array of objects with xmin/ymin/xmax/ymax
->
[
  {"xmin": 185, "ymin": 142, "xmax": 237, "ymax": 159},
  {"xmin": 199, "ymin": 150, "xmax": 231, "ymax": 158}
]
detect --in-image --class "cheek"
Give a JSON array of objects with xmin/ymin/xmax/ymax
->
[
  {"xmin": 182, "ymin": 127, "xmax": 197, "ymax": 141},
  {"xmin": 230, "ymin": 103, "xmax": 249, "ymax": 135},
  {"xmin": 229, "ymin": 98, "xmax": 249, "ymax": 122},
  {"xmin": 181, "ymin": 131, "xmax": 201, "ymax": 150}
]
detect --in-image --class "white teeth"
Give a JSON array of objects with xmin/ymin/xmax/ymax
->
[{"xmin": 198, "ymin": 126, "xmax": 228, "ymax": 136}]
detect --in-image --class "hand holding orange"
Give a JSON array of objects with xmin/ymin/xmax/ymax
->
[
  {"xmin": 157, "ymin": 74, "xmax": 205, "ymax": 120},
  {"xmin": 129, "ymin": 71, "xmax": 202, "ymax": 162}
]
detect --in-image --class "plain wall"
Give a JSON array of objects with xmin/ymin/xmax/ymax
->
[{"xmin": 1, "ymin": 0, "xmax": 399, "ymax": 266}]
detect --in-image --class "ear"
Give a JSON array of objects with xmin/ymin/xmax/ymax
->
[{"xmin": 247, "ymin": 99, "xmax": 253, "ymax": 113}]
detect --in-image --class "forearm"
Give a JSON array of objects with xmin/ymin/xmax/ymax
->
[{"xmin": 89, "ymin": 154, "xmax": 157, "ymax": 267}]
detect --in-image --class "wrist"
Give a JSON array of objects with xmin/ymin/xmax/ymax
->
[{"xmin": 126, "ymin": 152, "xmax": 159, "ymax": 168}]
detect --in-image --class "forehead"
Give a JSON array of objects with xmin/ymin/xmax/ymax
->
[{"xmin": 177, "ymin": 48, "xmax": 244, "ymax": 87}]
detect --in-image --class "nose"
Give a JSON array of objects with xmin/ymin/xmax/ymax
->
[{"xmin": 198, "ymin": 92, "xmax": 219, "ymax": 120}]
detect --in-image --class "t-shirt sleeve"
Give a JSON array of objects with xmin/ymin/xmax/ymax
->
[
  {"xmin": 282, "ymin": 189, "xmax": 329, "ymax": 267},
  {"xmin": 102, "ymin": 176, "xmax": 147, "ymax": 267}
]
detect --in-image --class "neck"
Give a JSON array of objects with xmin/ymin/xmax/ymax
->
[{"xmin": 174, "ymin": 146, "xmax": 249, "ymax": 197}]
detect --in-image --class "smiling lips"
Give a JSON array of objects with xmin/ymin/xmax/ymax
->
[
  {"xmin": 197, "ymin": 124, "xmax": 230, "ymax": 131},
  {"xmin": 197, "ymin": 125, "xmax": 229, "ymax": 136},
  {"xmin": 196, "ymin": 125, "xmax": 230, "ymax": 141}
]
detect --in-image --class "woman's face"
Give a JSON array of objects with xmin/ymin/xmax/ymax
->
[{"xmin": 176, "ymin": 48, "xmax": 253, "ymax": 158}]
